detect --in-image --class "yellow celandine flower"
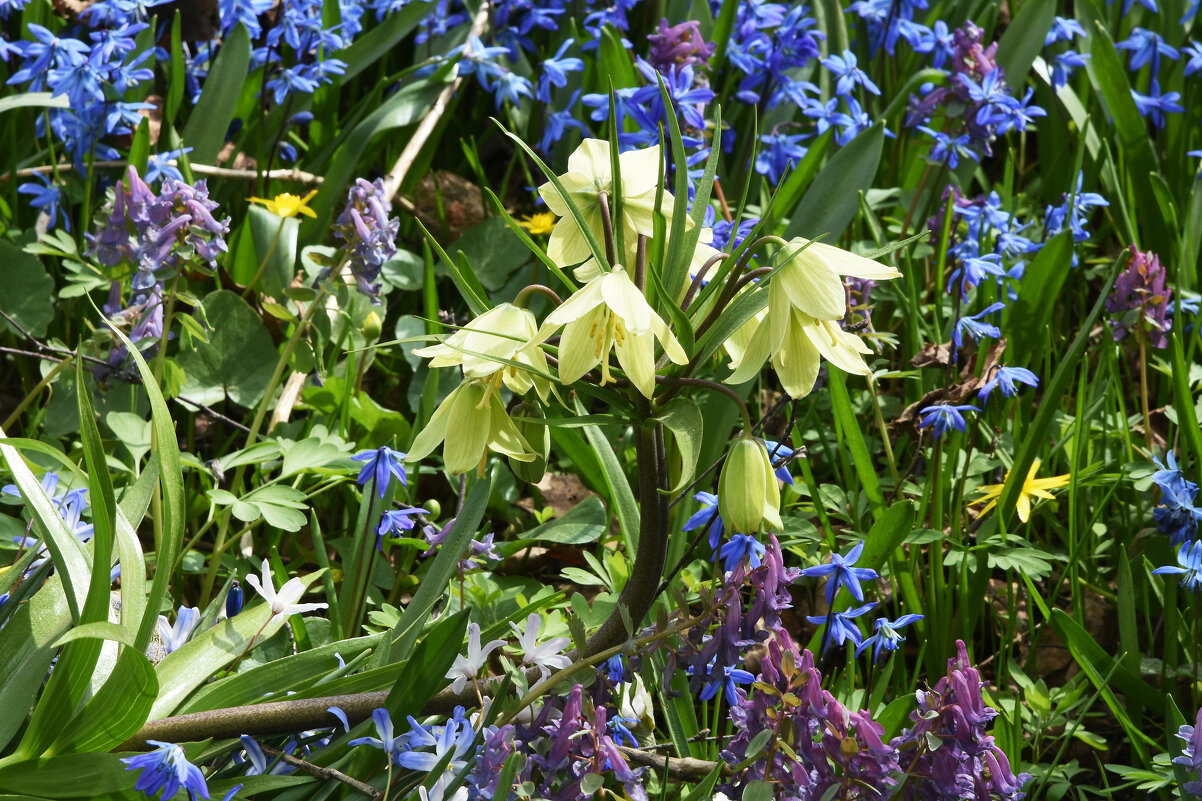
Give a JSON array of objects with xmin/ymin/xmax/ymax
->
[
  {"xmin": 724, "ymin": 238, "xmax": 901, "ymax": 398},
  {"xmin": 405, "ymin": 378, "xmax": 537, "ymax": 476},
  {"xmin": 516, "ymin": 212, "xmax": 556, "ymax": 236},
  {"xmin": 248, "ymin": 189, "xmax": 319, "ymax": 218},
  {"xmin": 971, "ymin": 459, "xmax": 1071, "ymax": 523},
  {"xmin": 538, "ymin": 139, "xmax": 684, "ymax": 270},
  {"xmin": 538, "ymin": 264, "xmax": 688, "ymax": 398},
  {"xmin": 412, "ymin": 303, "xmax": 551, "ymax": 400}
]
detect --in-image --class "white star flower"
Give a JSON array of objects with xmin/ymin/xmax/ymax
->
[
  {"xmin": 245, "ymin": 559, "xmax": 328, "ymax": 627},
  {"xmin": 510, "ymin": 613, "xmax": 571, "ymax": 683},
  {"xmin": 445, "ymin": 622, "xmax": 507, "ymax": 694}
]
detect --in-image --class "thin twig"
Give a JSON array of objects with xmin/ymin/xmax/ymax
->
[
  {"xmin": 259, "ymin": 744, "xmax": 381, "ymax": 799},
  {"xmin": 615, "ymin": 746, "xmax": 727, "ymax": 781},
  {"xmin": 172, "ymin": 396, "xmax": 252, "ymax": 435},
  {"xmin": 379, "ymin": 1, "xmax": 491, "ymax": 204}
]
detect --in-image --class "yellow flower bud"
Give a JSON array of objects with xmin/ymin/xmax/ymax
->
[
  {"xmin": 361, "ymin": 310, "xmax": 382, "ymax": 341},
  {"xmin": 718, "ymin": 436, "xmax": 783, "ymax": 533}
]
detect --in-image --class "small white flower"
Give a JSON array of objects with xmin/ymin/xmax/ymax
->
[
  {"xmin": 155, "ymin": 605, "xmax": 200, "ymax": 654},
  {"xmin": 245, "ymin": 559, "xmax": 328, "ymax": 626},
  {"xmin": 445, "ymin": 622, "xmax": 507, "ymax": 694},
  {"xmin": 510, "ymin": 613, "xmax": 571, "ymax": 683}
]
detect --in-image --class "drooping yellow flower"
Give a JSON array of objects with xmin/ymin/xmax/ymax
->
[
  {"xmin": 538, "ymin": 264, "xmax": 688, "ymax": 398},
  {"xmin": 538, "ymin": 139, "xmax": 684, "ymax": 269},
  {"xmin": 516, "ymin": 212, "xmax": 556, "ymax": 236},
  {"xmin": 971, "ymin": 459, "xmax": 1071, "ymax": 523},
  {"xmin": 723, "ymin": 238, "xmax": 900, "ymax": 397},
  {"xmin": 412, "ymin": 303, "xmax": 551, "ymax": 400},
  {"xmin": 718, "ymin": 435, "xmax": 783, "ymax": 533},
  {"xmin": 406, "ymin": 379, "xmax": 537, "ymax": 476},
  {"xmin": 248, "ymin": 189, "xmax": 319, "ymax": 218}
]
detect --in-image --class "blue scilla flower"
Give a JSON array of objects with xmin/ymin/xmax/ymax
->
[
  {"xmin": 349, "ymin": 708, "xmax": 403, "ymax": 763},
  {"xmin": 919, "ymin": 403, "xmax": 979, "ymax": 441},
  {"xmin": 683, "ymin": 491, "xmax": 725, "ymax": 552},
  {"xmin": 1153, "ymin": 540, "xmax": 1202, "ymax": 591},
  {"xmin": 537, "ymin": 38, "xmax": 583, "ymax": 103},
  {"xmin": 763, "ymin": 440, "xmax": 796, "ymax": 484},
  {"xmin": 947, "ymin": 253, "xmax": 1006, "ymax": 300},
  {"xmin": 917, "ymin": 127, "xmax": 978, "ymax": 170},
  {"xmin": 1045, "ymin": 16, "xmax": 1087, "ymax": 46},
  {"xmin": 608, "ymin": 715, "xmax": 640, "ymax": 747},
  {"xmin": 1185, "ymin": 40, "xmax": 1202, "ymax": 76},
  {"xmin": 352, "ymin": 446, "xmax": 408, "ymax": 498},
  {"xmin": 978, "ymin": 366, "xmax": 1040, "ymax": 402},
  {"xmin": 1151, "ymin": 451, "xmax": 1202, "ymax": 546},
  {"xmin": 720, "ymin": 532, "xmax": 766, "ymax": 572},
  {"xmin": 376, "ymin": 507, "xmax": 429, "ymax": 550},
  {"xmin": 121, "ymin": 741, "xmax": 210, "ymax": 800},
  {"xmin": 489, "ymin": 69, "xmax": 535, "ymax": 110},
  {"xmin": 1110, "ymin": 0, "xmax": 1158, "ymax": 13},
  {"xmin": 698, "ymin": 663, "xmax": 756, "ymax": 705},
  {"xmin": 1132, "ymin": 79, "xmax": 1184, "ymax": 128},
  {"xmin": 855, "ymin": 613, "xmax": 924, "ymax": 661},
  {"xmin": 396, "ymin": 713, "xmax": 475, "ymax": 776},
  {"xmin": 807, "ymin": 602, "xmax": 876, "ymax": 651},
  {"xmin": 754, "ymin": 131, "xmax": 808, "ymax": 184},
  {"xmin": 1051, "ymin": 51, "xmax": 1090, "ymax": 91},
  {"xmin": 801, "ymin": 540, "xmax": 879, "ymax": 604},
  {"xmin": 953, "ymin": 302, "xmax": 1006, "ymax": 349},
  {"xmin": 1116, "ymin": 28, "xmax": 1178, "ymax": 72},
  {"xmin": 539, "ymin": 91, "xmax": 590, "ymax": 153},
  {"xmin": 239, "ymin": 735, "xmax": 295, "ymax": 776},
  {"xmin": 17, "ymin": 172, "xmax": 69, "ymax": 231},
  {"xmin": 820, "ymin": 49, "xmax": 881, "ymax": 97}
]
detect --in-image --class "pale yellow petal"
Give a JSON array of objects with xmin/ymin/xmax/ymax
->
[
  {"xmin": 406, "ymin": 386, "xmax": 457, "ymax": 462},
  {"xmin": 545, "ymin": 278, "xmax": 605, "ymax": 326},
  {"xmin": 615, "ymin": 330, "xmax": 656, "ymax": 398},
  {"xmin": 802, "ymin": 239, "xmax": 903, "ymax": 280},
  {"xmin": 617, "ymin": 145, "xmax": 662, "ymax": 195},
  {"xmin": 776, "ymin": 250, "xmax": 847, "ymax": 321},
  {"xmin": 726, "ymin": 317, "xmax": 773, "ymax": 385},
  {"xmin": 567, "ymin": 138, "xmax": 613, "ymax": 181},
  {"xmin": 601, "ymin": 268, "xmax": 653, "ymax": 333},
  {"xmin": 487, "ymin": 394, "xmax": 536, "ymax": 461},
  {"xmin": 556, "ymin": 306, "xmax": 606, "ymax": 385},
  {"xmin": 443, "ymin": 381, "xmax": 492, "ymax": 474},
  {"xmin": 650, "ymin": 315, "xmax": 688, "ymax": 365},
  {"xmin": 773, "ymin": 317, "xmax": 822, "ymax": 398}
]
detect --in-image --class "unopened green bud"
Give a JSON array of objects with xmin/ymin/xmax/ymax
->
[
  {"xmin": 718, "ymin": 435, "xmax": 783, "ymax": 533},
  {"xmin": 362, "ymin": 310, "xmax": 383, "ymax": 341},
  {"xmin": 510, "ymin": 400, "xmax": 550, "ymax": 483}
]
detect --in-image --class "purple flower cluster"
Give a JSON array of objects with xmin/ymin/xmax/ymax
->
[
  {"xmin": 1105, "ymin": 245, "xmax": 1173, "ymax": 349},
  {"xmin": 646, "ymin": 19, "xmax": 715, "ymax": 73},
  {"xmin": 906, "ymin": 22, "xmax": 1045, "ymax": 160},
  {"xmin": 721, "ymin": 631, "xmax": 901, "ymax": 799},
  {"xmin": 335, "ymin": 178, "xmax": 400, "ymax": 304},
  {"xmin": 87, "ymin": 166, "xmax": 229, "ymax": 286},
  {"xmin": 890, "ymin": 640, "xmax": 1031, "ymax": 800},
  {"xmin": 470, "ymin": 684, "xmax": 648, "ymax": 801},
  {"xmin": 1174, "ymin": 705, "xmax": 1202, "ymax": 796}
]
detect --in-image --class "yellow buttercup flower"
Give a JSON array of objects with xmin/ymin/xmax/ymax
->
[
  {"xmin": 971, "ymin": 459, "xmax": 1071, "ymax": 523},
  {"xmin": 517, "ymin": 212, "xmax": 556, "ymax": 236},
  {"xmin": 248, "ymin": 189, "xmax": 319, "ymax": 219}
]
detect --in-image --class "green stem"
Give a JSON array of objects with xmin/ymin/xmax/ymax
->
[
  {"xmin": 200, "ymin": 286, "xmax": 329, "ymax": 602},
  {"xmin": 241, "ymin": 218, "xmax": 287, "ymax": 299}
]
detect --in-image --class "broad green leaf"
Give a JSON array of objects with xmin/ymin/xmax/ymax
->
[
  {"xmin": 785, "ymin": 122, "xmax": 884, "ymax": 242},
  {"xmin": 511, "ymin": 496, "xmax": 606, "ymax": 546},
  {"xmin": 1006, "ymin": 232, "xmax": 1074, "ymax": 363},
  {"xmin": 246, "ymin": 206, "xmax": 299, "ymax": 299},
  {"xmin": 0, "ymin": 242, "xmax": 54, "ymax": 338},
  {"xmin": 656, "ymin": 397, "xmax": 704, "ymax": 494},
  {"xmin": 50, "ymin": 647, "xmax": 157, "ymax": 754},
  {"xmin": 338, "ymin": 1, "xmax": 432, "ymax": 83},
  {"xmin": 0, "ymin": 752, "xmax": 144, "ymax": 796},
  {"xmin": 0, "ymin": 576, "xmax": 74, "ymax": 751},
  {"xmin": 0, "ymin": 92, "xmax": 70, "ymax": 115},
  {"xmin": 827, "ymin": 369, "xmax": 885, "ymax": 519},
  {"xmin": 181, "ymin": 23, "xmax": 251, "ymax": 163},
  {"xmin": 384, "ymin": 610, "xmax": 468, "ymax": 717},
  {"xmin": 996, "ymin": 0, "xmax": 1055, "ymax": 91},
  {"xmin": 149, "ymin": 571, "xmax": 324, "ymax": 719},
  {"xmin": 176, "ymin": 290, "xmax": 279, "ymax": 408},
  {"xmin": 387, "ymin": 475, "xmax": 491, "ymax": 662}
]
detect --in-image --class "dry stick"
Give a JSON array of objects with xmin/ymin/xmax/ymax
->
[
  {"xmin": 258, "ymin": 744, "xmax": 381, "ymax": 799},
  {"xmin": 378, "ymin": 1, "xmax": 491, "ymax": 205}
]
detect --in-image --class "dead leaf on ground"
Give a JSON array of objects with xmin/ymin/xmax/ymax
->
[
  {"xmin": 896, "ymin": 340, "xmax": 1007, "ymax": 428},
  {"xmin": 412, "ymin": 171, "xmax": 486, "ymax": 240}
]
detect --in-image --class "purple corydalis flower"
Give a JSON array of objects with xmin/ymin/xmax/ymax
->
[
  {"xmin": 801, "ymin": 540, "xmax": 878, "ymax": 604},
  {"xmin": 1106, "ymin": 245, "xmax": 1172, "ymax": 348},
  {"xmin": 1173, "ymin": 706, "xmax": 1202, "ymax": 796},
  {"xmin": 335, "ymin": 178, "xmax": 400, "ymax": 304},
  {"xmin": 646, "ymin": 19, "xmax": 716, "ymax": 72}
]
